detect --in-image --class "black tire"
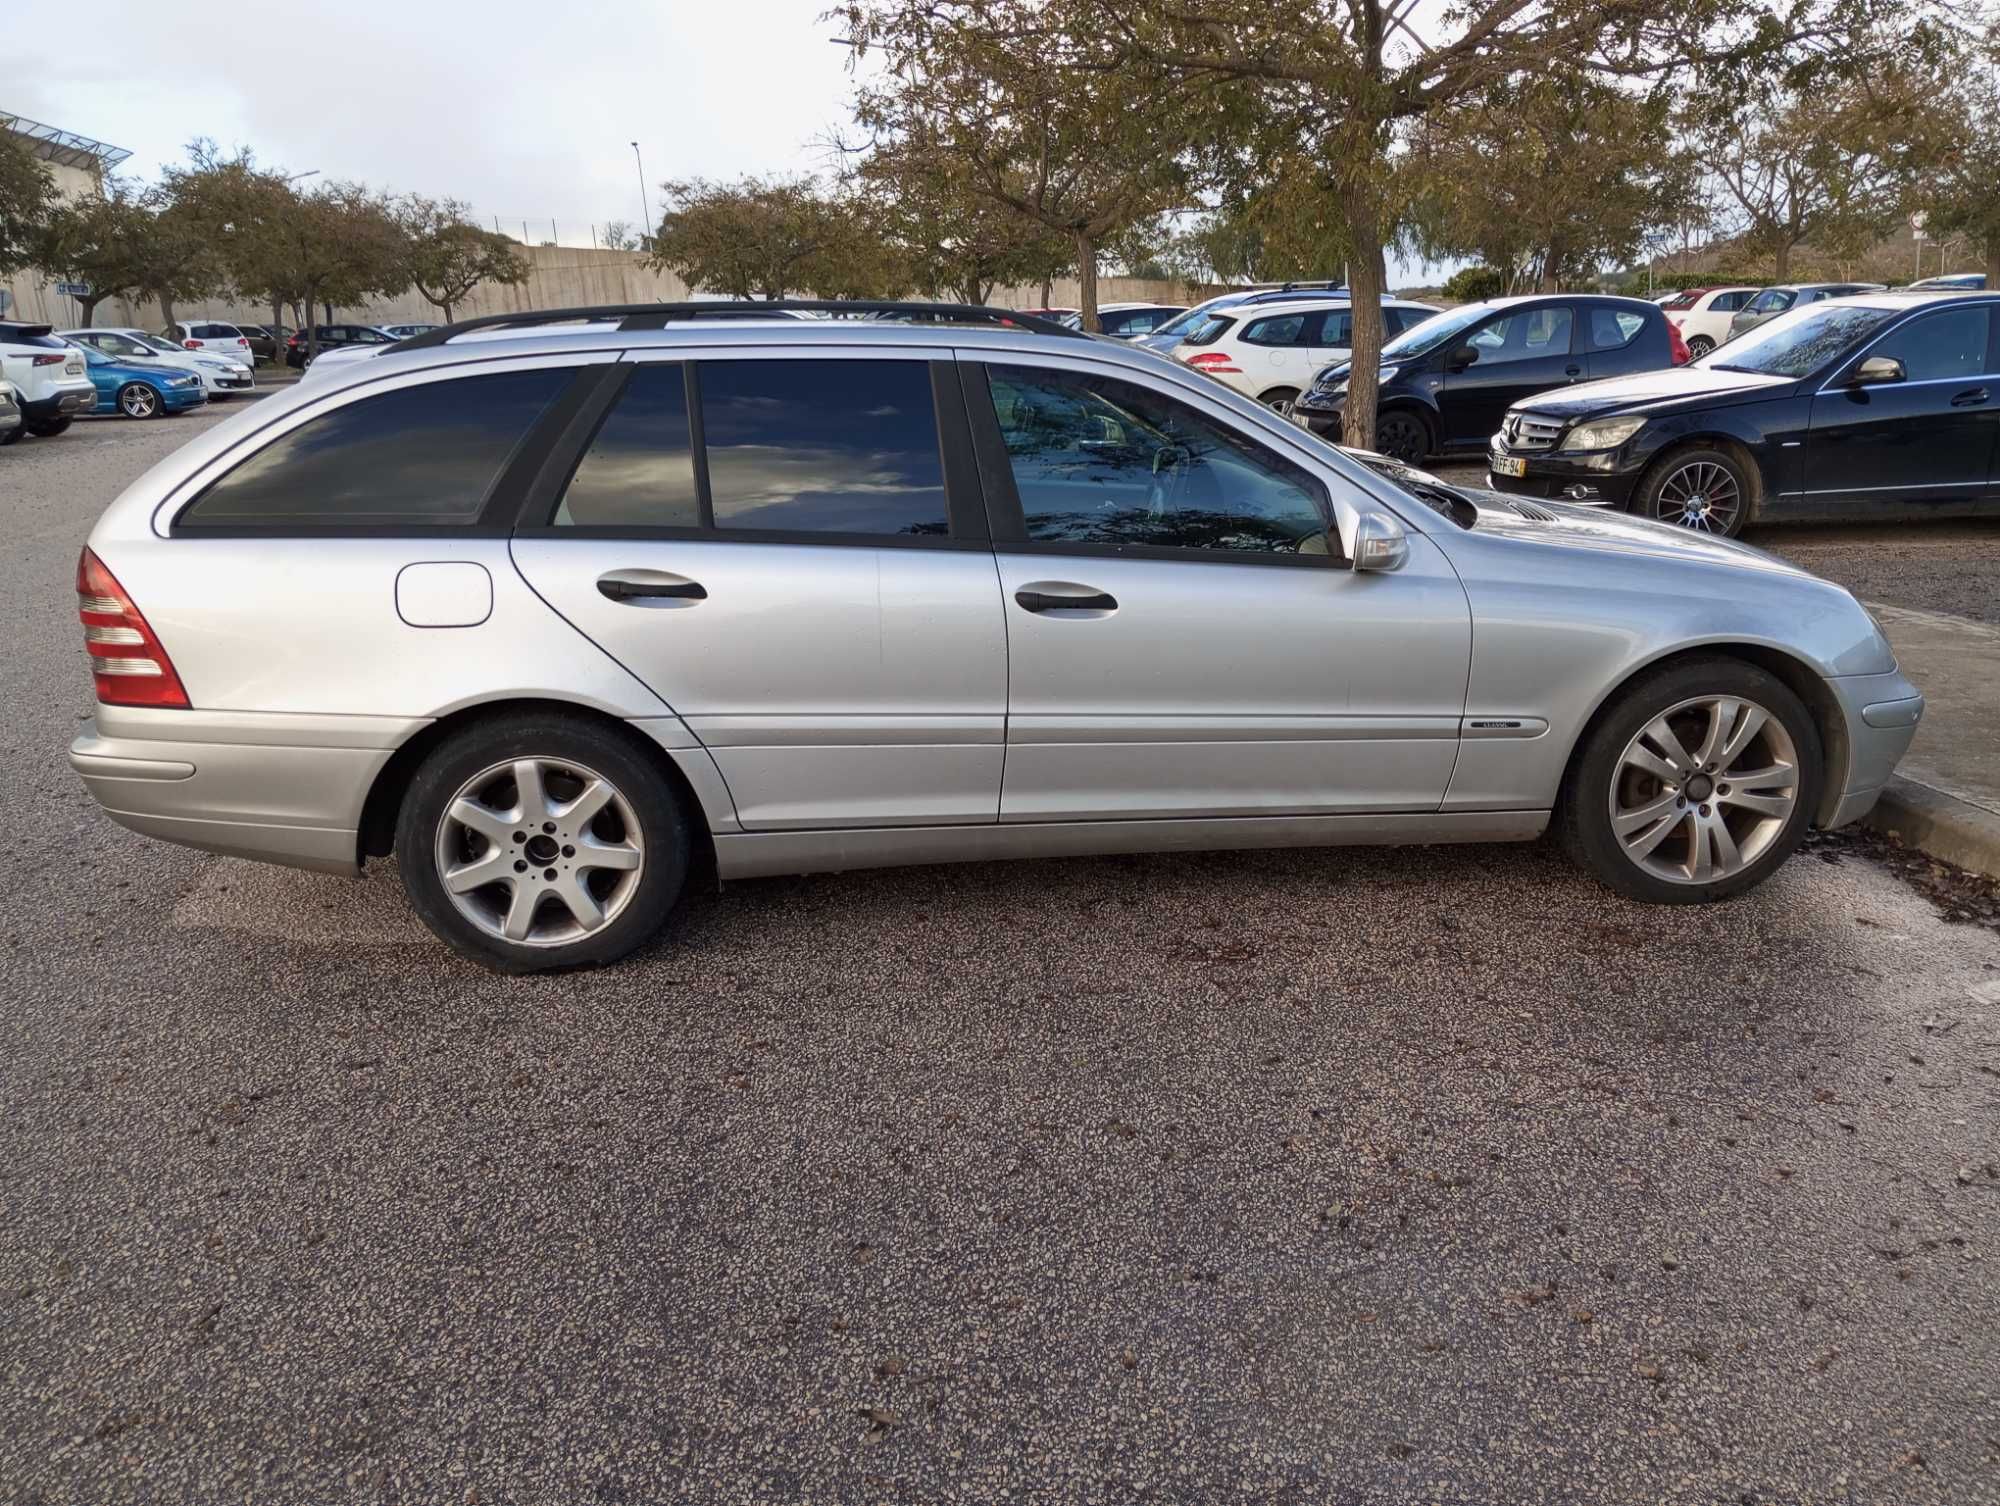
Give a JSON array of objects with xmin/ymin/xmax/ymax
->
[
  {"xmin": 1374, "ymin": 408, "xmax": 1431, "ymax": 463},
  {"xmin": 1558, "ymin": 656, "xmax": 1822, "ymax": 905},
  {"xmin": 1632, "ymin": 444, "xmax": 1753, "ymax": 538},
  {"xmin": 1686, "ymin": 335, "xmax": 1715, "ymax": 359},
  {"xmin": 26, "ymin": 417, "xmax": 71, "ymax": 437},
  {"xmin": 0, "ymin": 425, "xmax": 22, "ymax": 446},
  {"xmin": 394, "ymin": 713, "xmax": 691, "ymax": 973},
  {"xmin": 1257, "ymin": 386, "xmax": 1300, "ymax": 413}
]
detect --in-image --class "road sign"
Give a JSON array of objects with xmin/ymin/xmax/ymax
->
[{"xmin": 54, "ymin": 281, "xmax": 90, "ymax": 296}]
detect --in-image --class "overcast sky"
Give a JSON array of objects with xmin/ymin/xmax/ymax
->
[{"xmin": 13, "ymin": 0, "xmax": 1444, "ymax": 284}]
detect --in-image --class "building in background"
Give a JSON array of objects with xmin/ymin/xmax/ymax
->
[{"xmin": 1, "ymin": 113, "xmax": 131, "ymax": 324}]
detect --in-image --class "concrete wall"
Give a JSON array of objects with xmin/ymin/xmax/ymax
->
[{"xmin": 3, "ymin": 243, "xmax": 1198, "ymax": 333}]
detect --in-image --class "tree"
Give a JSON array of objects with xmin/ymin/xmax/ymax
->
[
  {"xmin": 1907, "ymin": 21, "xmax": 2000, "ymax": 285},
  {"xmin": 32, "ymin": 181, "xmax": 151, "ymax": 326},
  {"xmin": 646, "ymin": 175, "xmax": 899, "ymax": 299},
  {"xmin": 840, "ymin": 0, "xmax": 1197, "ymax": 331},
  {"xmin": 600, "ymin": 220, "xmax": 639, "ymax": 251},
  {"xmin": 0, "ymin": 121, "xmax": 56, "ymax": 279},
  {"xmin": 855, "ymin": 142, "xmax": 1071, "ymax": 304},
  {"xmin": 1410, "ymin": 73, "xmax": 1692, "ymax": 292},
  {"xmin": 397, "ymin": 196, "xmax": 528, "ymax": 320},
  {"xmin": 1019, "ymin": 0, "xmax": 1911, "ymax": 448}
]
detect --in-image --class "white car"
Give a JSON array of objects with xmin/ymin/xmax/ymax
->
[
  {"xmin": 379, "ymin": 322, "xmax": 444, "ymax": 339},
  {"xmin": 62, "ymin": 328, "xmax": 256, "ymax": 398},
  {"xmin": 1656, "ymin": 286, "xmax": 1760, "ymax": 359},
  {"xmin": 0, "ymin": 320, "xmax": 97, "ymax": 438},
  {"xmin": 161, "ymin": 320, "xmax": 258, "ymax": 365},
  {"xmin": 1173, "ymin": 296, "xmax": 1442, "ymax": 410},
  {"xmin": 297, "ymin": 343, "xmax": 385, "ymax": 383}
]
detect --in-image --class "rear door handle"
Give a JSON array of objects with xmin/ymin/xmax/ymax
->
[
  {"xmin": 597, "ymin": 569, "xmax": 707, "ymax": 605},
  {"xmin": 1014, "ymin": 585, "xmax": 1117, "ymax": 614},
  {"xmin": 1950, "ymin": 387, "xmax": 1990, "ymax": 408},
  {"xmin": 1564, "ymin": 364, "xmax": 1583, "ymax": 379}
]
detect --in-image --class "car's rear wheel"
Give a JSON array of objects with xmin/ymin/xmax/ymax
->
[
  {"xmin": 1559, "ymin": 657, "xmax": 1821, "ymax": 904},
  {"xmin": 1257, "ymin": 386, "xmax": 1299, "ymax": 413},
  {"xmin": 27, "ymin": 417, "xmax": 71, "ymax": 437},
  {"xmin": 0, "ymin": 425, "xmax": 22, "ymax": 446},
  {"xmin": 1635, "ymin": 445, "xmax": 1752, "ymax": 537},
  {"xmin": 1374, "ymin": 409, "xmax": 1430, "ymax": 463},
  {"xmin": 117, "ymin": 383, "xmax": 161, "ymax": 419},
  {"xmin": 1685, "ymin": 334, "xmax": 1716, "ymax": 359},
  {"xmin": 395, "ymin": 715, "xmax": 690, "ymax": 973}
]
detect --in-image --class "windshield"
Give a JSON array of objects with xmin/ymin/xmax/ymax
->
[
  {"xmin": 1697, "ymin": 303, "xmax": 1896, "ymax": 378},
  {"xmin": 136, "ymin": 333, "xmax": 181, "ymax": 353},
  {"xmin": 1380, "ymin": 303, "xmax": 1490, "ymax": 360},
  {"xmin": 1153, "ymin": 295, "xmax": 1246, "ymax": 339}
]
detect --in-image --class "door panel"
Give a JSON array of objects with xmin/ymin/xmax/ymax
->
[
  {"xmin": 994, "ymin": 543, "xmax": 1470, "ymax": 821},
  {"xmin": 1437, "ymin": 304, "xmax": 1580, "ymax": 447},
  {"xmin": 512, "ymin": 538, "xmax": 1007, "ymax": 828}
]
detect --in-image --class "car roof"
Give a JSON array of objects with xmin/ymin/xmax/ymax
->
[{"xmin": 1818, "ymin": 289, "xmax": 2000, "ymax": 313}]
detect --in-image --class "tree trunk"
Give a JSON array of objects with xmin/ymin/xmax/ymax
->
[
  {"xmin": 1339, "ymin": 189, "xmax": 1387, "ymax": 452},
  {"xmin": 1038, "ymin": 275, "xmax": 1052, "ymax": 308},
  {"xmin": 322, "ymin": 301, "xmax": 333, "ymax": 324},
  {"xmin": 1986, "ymin": 236, "xmax": 2000, "ymax": 291},
  {"xmin": 272, "ymin": 297, "xmax": 285, "ymax": 365},
  {"xmin": 442, "ymin": 300, "xmax": 455, "ymax": 321},
  {"xmin": 1074, "ymin": 233, "xmax": 1098, "ymax": 333},
  {"xmin": 305, "ymin": 287, "xmax": 322, "ymax": 363},
  {"xmin": 77, "ymin": 293, "xmax": 108, "ymax": 327},
  {"xmin": 1773, "ymin": 242, "xmax": 1792, "ymax": 282},
  {"xmin": 158, "ymin": 294, "xmax": 178, "ymax": 330}
]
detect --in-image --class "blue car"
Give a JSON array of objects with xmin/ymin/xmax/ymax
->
[{"xmin": 72, "ymin": 343, "xmax": 207, "ymax": 418}]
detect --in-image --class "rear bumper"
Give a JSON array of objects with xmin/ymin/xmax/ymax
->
[
  {"xmin": 69, "ymin": 707, "xmax": 424, "ymax": 875},
  {"xmin": 1824, "ymin": 669, "xmax": 1926, "ymax": 828},
  {"xmin": 21, "ymin": 385, "xmax": 96, "ymax": 419}
]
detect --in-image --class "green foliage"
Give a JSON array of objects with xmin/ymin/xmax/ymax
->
[
  {"xmin": 1440, "ymin": 265, "xmax": 1506, "ymax": 302},
  {"xmin": 647, "ymin": 175, "xmax": 904, "ymax": 300},
  {"xmin": 397, "ymin": 196, "xmax": 528, "ymax": 319},
  {"xmin": 0, "ymin": 122, "xmax": 57, "ymax": 279}
]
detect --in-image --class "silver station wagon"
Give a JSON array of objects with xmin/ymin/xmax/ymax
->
[{"xmin": 69, "ymin": 302, "xmax": 1925, "ymax": 972}]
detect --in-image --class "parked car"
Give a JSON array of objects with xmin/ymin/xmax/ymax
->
[
  {"xmin": 1727, "ymin": 283, "xmax": 1885, "ymax": 340},
  {"xmin": 0, "ymin": 321, "xmax": 97, "ymax": 437},
  {"xmin": 1051, "ymin": 303, "xmax": 1186, "ymax": 338},
  {"xmin": 0, "ymin": 379, "xmax": 20, "ymax": 444},
  {"xmin": 286, "ymin": 324, "xmax": 400, "ymax": 368},
  {"xmin": 62, "ymin": 328, "xmax": 255, "ymax": 398},
  {"xmin": 1175, "ymin": 296, "xmax": 1442, "ymax": 410},
  {"xmin": 162, "ymin": 320, "xmax": 258, "ymax": 365},
  {"xmin": 1656, "ymin": 286, "xmax": 1760, "ymax": 358},
  {"xmin": 66, "ymin": 299, "xmax": 1921, "ymax": 972},
  {"xmin": 379, "ymin": 322, "xmax": 444, "ymax": 340},
  {"xmin": 1290, "ymin": 294, "xmax": 1687, "ymax": 462},
  {"xmin": 296, "ymin": 343, "xmax": 385, "ymax": 383},
  {"xmin": 230, "ymin": 323, "xmax": 290, "ymax": 363},
  {"xmin": 1908, "ymin": 273, "xmax": 1987, "ymax": 291},
  {"xmin": 1133, "ymin": 283, "xmax": 1350, "ymax": 354},
  {"xmin": 1484, "ymin": 290, "xmax": 2000, "ymax": 535},
  {"xmin": 71, "ymin": 343, "xmax": 206, "ymax": 419}
]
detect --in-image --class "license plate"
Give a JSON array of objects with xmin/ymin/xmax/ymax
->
[{"xmin": 1492, "ymin": 454, "xmax": 1528, "ymax": 477}]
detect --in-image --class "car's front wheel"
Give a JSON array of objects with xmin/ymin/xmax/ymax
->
[
  {"xmin": 1559, "ymin": 657, "xmax": 1822, "ymax": 904},
  {"xmin": 1635, "ymin": 445, "xmax": 1753, "ymax": 537},
  {"xmin": 395, "ymin": 714, "xmax": 690, "ymax": 972},
  {"xmin": 117, "ymin": 383, "xmax": 161, "ymax": 419}
]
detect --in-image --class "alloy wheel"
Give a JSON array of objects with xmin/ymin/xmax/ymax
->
[
  {"xmin": 120, "ymin": 385, "xmax": 158, "ymax": 418},
  {"xmin": 1653, "ymin": 460, "xmax": 1741, "ymax": 533},
  {"xmin": 432, "ymin": 756, "xmax": 645, "ymax": 947},
  {"xmin": 1609, "ymin": 695, "xmax": 1799, "ymax": 884}
]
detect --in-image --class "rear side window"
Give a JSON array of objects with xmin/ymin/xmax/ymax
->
[
  {"xmin": 699, "ymin": 359, "xmax": 947, "ymax": 536},
  {"xmin": 179, "ymin": 369, "xmax": 568, "ymax": 528},
  {"xmin": 556, "ymin": 364, "xmax": 700, "ymax": 528},
  {"xmin": 1588, "ymin": 308, "xmax": 1647, "ymax": 350},
  {"xmin": 1711, "ymin": 291, "xmax": 1750, "ymax": 312},
  {"xmin": 1242, "ymin": 313, "xmax": 1307, "ymax": 347}
]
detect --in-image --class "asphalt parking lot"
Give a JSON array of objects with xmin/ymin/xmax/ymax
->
[{"xmin": 4, "ymin": 408, "xmax": 1999, "ymax": 1504}]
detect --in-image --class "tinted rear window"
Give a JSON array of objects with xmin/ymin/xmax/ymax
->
[
  {"xmin": 698, "ymin": 359, "xmax": 947, "ymax": 537},
  {"xmin": 555, "ymin": 364, "xmax": 700, "ymax": 528},
  {"xmin": 179, "ymin": 369, "xmax": 568, "ymax": 528},
  {"xmin": 193, "ymin": 324, "xmax": 239, "ymax": 338}
]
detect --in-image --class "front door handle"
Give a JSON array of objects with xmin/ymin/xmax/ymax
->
[
  {"xmin": 1015, "ymin": 585, "xmax": 1117, "ymax": 614},
  {"xmin": 1564, "ymin": 364, "xmax": 1583, "ymax": 379},
  {"xmin": 597, "ymin": 569, "xmax": 707, "ymax": 605},
  {"xmin": 1950, "ymin": 387, "xmax": 1990, "ymax": 408}
]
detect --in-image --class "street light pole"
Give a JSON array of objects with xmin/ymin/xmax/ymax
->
[{"xmin": 631, "ymin": 142, "xmax": 652, "ymax": 245}]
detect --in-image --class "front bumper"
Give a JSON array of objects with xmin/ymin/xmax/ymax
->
[
  {"xmin": 1485, "ymin": 441, "xmax": 1643, "ymax": 507},
  {"xmin": 161, "ymin": 385, "xmax": 207, "ymax": 410},
  {"xmin": 68, "ymin": 706, "xmax": 423, "ymax": 874},
  {"xmin": 1824, "ymin": 668, "xmax": 1926, "ymax": 828},
  {"xmin": 1288, "ymin": 397, "xmax": 1340, "ymax": 437}
]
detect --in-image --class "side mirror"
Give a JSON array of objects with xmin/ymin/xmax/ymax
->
[
  {"xmin": 1352, "ymin": 512, "xmax": 1409, "ymax": 573},
  {"xmin": 1447, "ymin": 344, "xmax": 1480, "ymax": 371},
  {"xmin": 1850, "ymin": 355, "xmax": 1904, "ymax": 386}
]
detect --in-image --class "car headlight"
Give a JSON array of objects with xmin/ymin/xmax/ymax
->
[{"xmin": 1559, "ymin": 415, "xmax": 1646, "ymax": 452}]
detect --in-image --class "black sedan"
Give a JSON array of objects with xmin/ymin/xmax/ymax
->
[
  {"xmin": 1289, "ymin": 294, "xmax": 1686, "ymax": 463},
  {"xmin": 1484, "ymin": 291, "xmax": 2000, "ymax": 536}
]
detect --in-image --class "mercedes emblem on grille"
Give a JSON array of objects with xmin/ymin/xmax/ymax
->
[{"xmin": 1504, "ymin": 414, "xmax": 1521, "ymax": 442}]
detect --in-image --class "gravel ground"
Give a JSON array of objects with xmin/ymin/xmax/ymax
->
[{"xmin": 3, "ymin": 413, "xmax": 1998, "ymax": 1505}]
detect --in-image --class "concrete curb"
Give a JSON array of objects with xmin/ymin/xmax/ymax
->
[{"xmin": 1861, "ymin": 775, "xmax": 2000, "ymax": 881}]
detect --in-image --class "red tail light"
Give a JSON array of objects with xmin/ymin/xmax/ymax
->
[
  {"xmin": 182, "ymin": 339, "xmax": 201, "ymax": 350},
  {"xmin": 76, "ymin": 548, "xmax": 189, "ymax": 708},
  {"xmin": 32, "ymin": 353, "xmax": 64, "ymax": 366},
  {"xmin": 1186, "ymin": 352, "xmax": 1242, "ymax": 374},
  {"xmin": 286, "ymin": 333, "xmax": 301, "ymax": 347},
  {"xmin": 1668, "ymin": 321, "xmax": 1691, "ymax": 366}
]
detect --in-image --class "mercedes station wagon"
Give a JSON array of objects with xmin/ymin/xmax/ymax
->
[{"xmin": 69, "ymin": 302, "xmax": 1925, "ymax": 973}]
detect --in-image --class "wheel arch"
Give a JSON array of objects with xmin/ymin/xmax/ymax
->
[
  {"xmin": 1632, "ymin": 430, "xmax": 1773, "ymax": 521},
  {"xmin": 1556, "ymin": 642, "xmax": 1848, "ymax": 827},
  {"xmin": 358, "ymin": 696, "xmax": 723, "ymax": 878}
]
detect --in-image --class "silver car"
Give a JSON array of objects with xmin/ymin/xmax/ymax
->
[{"xmin": 68, "ymin": 302, "xmax": 1925, "ymax": 973}]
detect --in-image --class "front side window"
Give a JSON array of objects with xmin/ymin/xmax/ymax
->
[
  {"xmin": 700, "ymin": 358, "xmax": 948, "ymax": 537},
  {"xmin": 983, "ymin": 365, "xmax": 1329, "ymax": 555},
  {"xmin": 179, "ymin": 368, "xmax": 568, "ymax": 528},
  {"xmin": 1862, "ymin": 307, "xmax": 1993, "ymax": 381},
  {"xmin": 1466, "ymin": 306, "xmax": 1572, "ymax": 365},
  {"xmin": 555, "ymin": 364, "xmax": 699, "ymax": 528}
]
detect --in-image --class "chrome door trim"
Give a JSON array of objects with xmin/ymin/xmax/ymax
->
[{"xmin": 711, "ymin": 809, "xmax": 1547, "ymax": 879}]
